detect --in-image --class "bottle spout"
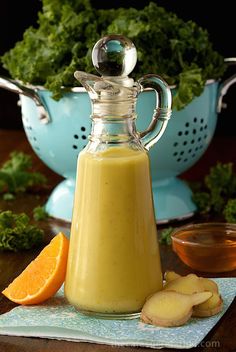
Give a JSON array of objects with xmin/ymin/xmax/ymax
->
[
  {"xmin": 75, "ymin": 69, "xmax": 137, "ymax": 101},
  {"xmin": 74, "ymin": 70, "xmax": 137, "ymax": 117},
  {"xmin": 75, "ymin": 71, "xmax": 123, "ymax": 97}
]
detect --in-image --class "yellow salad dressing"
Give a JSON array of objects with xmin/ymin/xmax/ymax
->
[{"xmin": 65, "ymin": 146, "xmax": 163, "ymax": 314}]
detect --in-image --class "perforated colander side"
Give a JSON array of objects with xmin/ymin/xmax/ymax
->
[
  {"xmin": 171, "ymin": 116, "xmax": 209, "ymax": 164},
  {"xmin": 22, "ymin": 113, "xmax": 42, "ymax": 158},
  {"xmin": 71, "ymin": 125, "xmax": 89, "ymax": 152}
]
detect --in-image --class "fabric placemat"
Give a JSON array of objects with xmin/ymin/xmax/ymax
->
[{"xmin": 0, "ymin": 278, "xmax": 235, "ymax": 349}]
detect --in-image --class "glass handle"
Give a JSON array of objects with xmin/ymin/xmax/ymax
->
[{"xmin": 137, "ymin": 74, "xmax": 172, "ymax": 150}]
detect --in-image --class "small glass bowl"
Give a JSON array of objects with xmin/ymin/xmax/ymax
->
[{"xmin": 171, "ymin": 223, "xmax": 236, "ymax": 272}]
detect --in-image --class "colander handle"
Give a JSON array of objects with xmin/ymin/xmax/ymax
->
[
  {"xmin": 137, "ymin": 74, "xmax": 172, "ymax": 150},
  {"xmin": 217, "ymin": 57, "xmax": 236, "ymax": 113},
  {"xmin": 0, "ymin": 76, "xmax": 51, "ymax": 124}
]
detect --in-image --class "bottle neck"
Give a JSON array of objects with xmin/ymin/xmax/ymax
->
[{"xmin": 89, "ymin": 116, "xmax": 138, "ymax": 144}]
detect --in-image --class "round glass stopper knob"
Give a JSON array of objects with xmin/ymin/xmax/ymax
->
[{"xmin": 92, "ymin": 34, "xmax": 137, "ymax": 77}]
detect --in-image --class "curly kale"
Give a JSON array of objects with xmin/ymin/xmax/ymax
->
[
  {"xmin": 159, "ymin": 227, "xmax": 174, "ymax": 245},
  {"xmin": 191, "ymin": 162, "xmax": 236, "ymax": 222},
  {"xmin": 224, "ymin": 199, "xmax": 236, "ymax": 223},
  {"xmin": 0, "ymin": 151, "xmax": 47, "ymax": 199},
  {"xmin": 0, "ymin": 211, "xmax": 44, "ymax": 251},
  {"xmin": 1, "ymin": 0, "xmax": 226, "ymax": 109},
  {"xmin": 33, "ymin": 206, "xmax": 49, "ymax": 221}
]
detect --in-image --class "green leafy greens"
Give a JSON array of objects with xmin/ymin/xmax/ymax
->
[
  {"xmin": 0, "ymin": 151, "xmax": 47, "ymax": 199},
  {"xmin": 33, "ymin": 206, "xmax": 49, "ymax": 221},
  {"xmin": 159, "ymin": 227, "xmax": 174, "ymax": 245},
  {"xmin": 224, "ymin": 199, "xmax": 236, "ymax": 223},
  {"xmin": 191, "ymin": 162, "xmax": 236, "ymax": 222},
  {"xmin": 1, "ymin": 0, "xmax": 225, "ymax": 109},
  {"xmin": 0, "ymin": 210, "xmax": 44, "ymax": 251}
]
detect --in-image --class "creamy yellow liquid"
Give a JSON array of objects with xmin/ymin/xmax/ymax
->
[{"xmin": 65, "ymin": 146, "xmax": 162, "ymax": 314}]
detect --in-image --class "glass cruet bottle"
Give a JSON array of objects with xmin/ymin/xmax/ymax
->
[{"xmin": 64, "ymin": 34, "xmax": 172, "ymax": 319}]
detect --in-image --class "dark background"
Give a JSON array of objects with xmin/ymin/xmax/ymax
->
[{"xmin": 0, "ymin": 0, "xmax": 235, "ymax": 135}]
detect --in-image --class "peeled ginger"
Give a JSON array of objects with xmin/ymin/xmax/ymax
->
[
  {"xmin": 163, "ymin": 271, "xmax": 222, "ymax": 317},
  {"xmin": 141, "ymin": 290, "xmax": 212, "ymax": 327}
]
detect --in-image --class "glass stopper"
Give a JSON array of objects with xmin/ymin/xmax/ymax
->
[{"xmin": 92, "ymin": 34, "xmax": 137, "ymax": 77}]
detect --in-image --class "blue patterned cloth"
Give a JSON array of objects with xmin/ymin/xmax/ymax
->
[{"xmin": 0, "ymin": 278, "xmax": 235, "ymax": 349}]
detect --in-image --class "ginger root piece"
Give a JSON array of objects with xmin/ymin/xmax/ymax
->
[
  {"xmin": 193, "ymin": 292, "xmax": 223, "ymax": 317},
  {"xmin": 163, "ymin": 274, "xmax": 205, "ymax": 294},
  {"xmin": 164, "ymin": 272, "xmax": 219, "ymax": 294},
  {"xmin": 199, "ymin": 277, "xmax": 219, "ymax": 293},
  {"xmin": 141, "ymin": 291, "xmax": 212, "ymax": 327},
  {"xmin": 163, "ymin": 272, "xmax": 222, "ymax": 317},
  {"xmin": 164, "ymin": 271, "xmax": 181, "ymax": 282}
]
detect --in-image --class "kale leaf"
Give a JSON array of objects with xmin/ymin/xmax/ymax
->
[
  {"xmin": 224, "ymin": 199, "xmax": 236, "ymax": 223},
  {"xmin": 159, "ymin": 227, "xmax": 174, "ymax": 245},
  {"xmin": 33, "ymin": 206, "xmax": 49, "ymax": 221},
  {"xmin": 0, "ymin": 151, "xmax": 47, "ymax": 199},
  {"xmin": 1, "ymin": 1, "xmax": 225, "ymax": 109},
  {"xmin": 191, "ymin": 162, "xmax": 236, "ymax": 222},
  {"xmin": 0, "ymin": 211, "xmax": 44, "ymax": 251}
]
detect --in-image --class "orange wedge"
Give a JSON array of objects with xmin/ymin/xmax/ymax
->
[{"xmin": 2, "ymin": 232, "xmax": 69, "ymax": 305}]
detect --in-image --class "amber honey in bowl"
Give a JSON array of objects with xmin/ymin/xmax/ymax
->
[{"xmin": 171, "ymin": 223, "xmax": 236, "ymax": 272}]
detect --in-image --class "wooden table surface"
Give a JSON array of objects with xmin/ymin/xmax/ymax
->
[{"xmin": 0, "ymin": 129, "xmax": 235, "ymax": 352}]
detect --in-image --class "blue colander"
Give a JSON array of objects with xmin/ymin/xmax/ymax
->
[{"xmin": 0, "ymin": 60, "xmax": 236, "ymax": 223}]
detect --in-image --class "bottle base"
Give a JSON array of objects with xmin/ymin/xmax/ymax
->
[{"xmin": 76, "ymin": 308, "xmax": 141, "ymax": 320}]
